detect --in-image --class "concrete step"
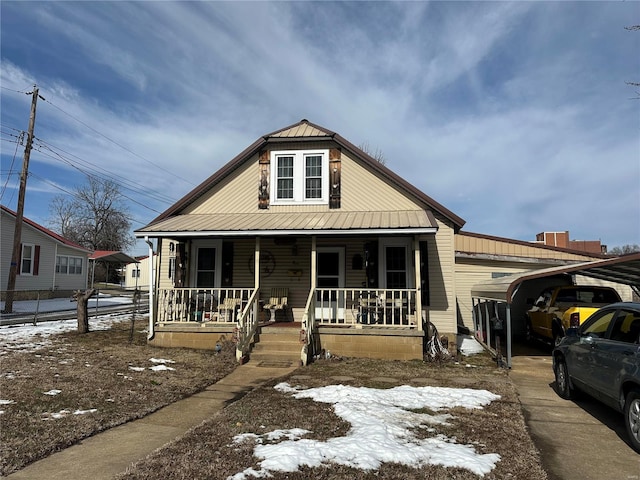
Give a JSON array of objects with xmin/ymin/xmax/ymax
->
[
  {"xmin": 250, "ymin": 324, "xmax": 303, "ymax": 366},
  {"xmin": 252, "ymin": 341, "xmax": 301, "ymax": 354}
]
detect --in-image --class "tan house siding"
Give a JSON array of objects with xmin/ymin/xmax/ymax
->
[
  {"xmin": 184, "ymin": 156, "xmax": 259, "ymax": 214},
  {"xmin": 426, "ymin": 213, "xmax": 457, "ymax": 342},
  {"xmin": 124, "ymin": 256, "xmax": 152, "ymax": 290},
  {"xmin": 180, "ymin": 142, "xmax": 425, "ymax": 216},
  {"xmin": 456, "ymin": 233, "xmax": 601, "ymax": 262},
  {"xmin": 573, "ymin": 274, "xmax": 634, "ymax": 302},
  {"xmin": 455, "ymin": 259, "xmax": 534, "ymax": 329},
  {"xmin": 339, "ymin": 152, "xmax": 424, "ymax": 211}
]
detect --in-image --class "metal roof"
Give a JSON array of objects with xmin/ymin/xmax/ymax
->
[
  {"xmin": 136, "ymin": 209, "xmax": 438, "ymax": 237},
  {"xmin": 471, "ymin": 252, "xmax": 640, "ymax": 303},
  {"xmin": 89, "ymin": 250, "xmax": 139, "ymax": 264}
]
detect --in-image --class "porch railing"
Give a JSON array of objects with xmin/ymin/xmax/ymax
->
[
  {"xmin": 235, "ymin": 288, "xmax": 261, "ymax": 362},
  {"xmin": 156, "ymin": 288, "xmax": 255, "ymax": 324},
  {"xmin": 313, "ymin": 288, "xmax": 419, "ymax": 328}
]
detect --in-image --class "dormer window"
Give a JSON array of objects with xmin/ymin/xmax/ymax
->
[{"xmin": 271, "ymin": 150, "xmax": 329, "ymax": 205}]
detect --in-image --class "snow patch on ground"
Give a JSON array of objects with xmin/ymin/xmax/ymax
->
[{"xmin": 229, "ymin": 383, "xmax": 501, "ymax": 479}]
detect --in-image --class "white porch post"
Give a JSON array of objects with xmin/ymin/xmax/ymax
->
[
  {"xmin": 144, "ymin": 236, "xmax": 155, "ymax": 340},
  {"xmin": 310, "ymin": 236, "xmax": 317, "ymax": 290},
  {"xmin": 413, "ymin": 236, "xmax": 422, "ymax": 331},
  {"xmin": 254, "ymin": 237, "xmax": 261, "ymax": 288}
]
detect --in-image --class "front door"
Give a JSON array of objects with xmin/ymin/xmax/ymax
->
[{"xmin": 316, "ymin": 247, "xmax": 345, "ymax": 320}]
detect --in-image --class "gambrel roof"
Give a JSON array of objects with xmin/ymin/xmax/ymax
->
[{"xmin": 136, "ymin": 119, "xmax": 464, "ymax": 236}]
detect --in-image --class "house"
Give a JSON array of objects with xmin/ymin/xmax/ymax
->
[
  {"xmin": 124, "ymin": 254, "xmax": 155, "ymax": 290},
  {"xmin": 135, "ymin": 119, "xmax": 465, "ymax": 364},
  {"xmin": 1, "ymin": 205, "xmax": 90, "ymax": 299}
]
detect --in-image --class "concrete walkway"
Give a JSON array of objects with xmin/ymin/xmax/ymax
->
[
  {"xmin": 4, "ymin": 362, "xmax": 297, "ymax": 480},
  {"xmin": 509, "ymin": 355, "xmax": 640, "ymax": 480}
]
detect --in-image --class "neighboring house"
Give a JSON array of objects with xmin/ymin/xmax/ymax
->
[
  {"xmin": 135, "ymin": 119, "xmax": 466, "ymax": 363},
  {"xmin": 1, "ymin": 205, "xmax": 90, "ymax": 298},
  {"xmin": 454, "ymin": 231, "xmax": 632, "ymax": 336},
  {"xmin": 124, "ymin": 255, "xmax": 155, "ymax": 290}
]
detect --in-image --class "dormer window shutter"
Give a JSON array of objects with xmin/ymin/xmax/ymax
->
[
  {"xmin": 329, "ymin": 148, "xmax": 341, "ymax": 209},
  {"xmin": 258, "ymin": 150, "xmax": 270, "ymax": 209}
]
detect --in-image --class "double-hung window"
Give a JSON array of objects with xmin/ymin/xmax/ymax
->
[
  {"xmin": 21, "ymin": 244, "xmax": 34, "ymax": 275},
  {"xmin": 271, "ymin": 150, "xmax": 329, "ymax": 204}
]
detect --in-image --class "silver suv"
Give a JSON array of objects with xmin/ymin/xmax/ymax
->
[{"xmin": 552, "ymin": 302, "xmax": 640, "ymax": 452}]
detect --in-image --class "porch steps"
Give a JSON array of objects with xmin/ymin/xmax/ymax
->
[{"xmin": 249, "ymin": 323, "xmax": 302, "ymax": 367}]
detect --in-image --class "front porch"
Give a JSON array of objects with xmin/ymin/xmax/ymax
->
[{"xmin": 150, "ymin": 286, "xmax": 425, "ymax": 364}]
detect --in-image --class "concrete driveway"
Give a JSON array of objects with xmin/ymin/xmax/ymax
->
[{"xmin": 509, "ymin": 344, "xmax": 640, "ymax": 480}]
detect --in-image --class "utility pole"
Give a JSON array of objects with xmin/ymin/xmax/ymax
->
[{"xmin": 3, "ymin": 85, "xmax": 42, "ymax": 313}]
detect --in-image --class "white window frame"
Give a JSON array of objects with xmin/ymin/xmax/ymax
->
[
  {"xmin": 69, "ymin": 257, "xmax": 83, "ymax": 275},
  {"xmin": 21, "ymin": 243, "xmax": 34, "ymax": 275},
  {"xmin": 379, "ymin": 238, "xmax": 414, "ymax": 289},
  {"xmin": 56, "ymin": 255, "xmax": 83, "ymax": 275},
  {"xmin": 270, "ymin": 149, "xmax": 329, "ymax": 205},
  {"xmin": 190, "ymin": 240, "xmax": 223, "ymax": 288}
]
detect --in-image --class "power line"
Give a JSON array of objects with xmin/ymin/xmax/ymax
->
[
  {"xmin": 31, "ymin": 139, "xmax": 175, "ymax": 212},
  {"xmin": 29, "ymin": 171, "xmax": 149, "ymax": 227},
  {"xmin": 41, "ymin": 96, "xmax": 197, "ymax": 188},
  {"xmin": 0, "ymin": 131, "xmax": 24, "ymax": 200}
]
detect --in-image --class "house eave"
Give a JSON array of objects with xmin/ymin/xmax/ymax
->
[{"xmin": 135, "ymin": 227, "xmax": 438, "ymax": 238}]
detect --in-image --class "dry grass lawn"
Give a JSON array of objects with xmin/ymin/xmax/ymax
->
[
  {"xmin": 0, "ymin": 319, "xmax": 237, "ymax": 476},
  {"xmin": 1, "ymin": 319, "xmax": 548, "ymax": 479},
  {"xmin": 117, "ymin": 356, "xmax": 548, "ymax": 480}
]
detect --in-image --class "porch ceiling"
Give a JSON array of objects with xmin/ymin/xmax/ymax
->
[{"xmin": 135, "ymin": 209, "xmax": 438, "ymax": 237}]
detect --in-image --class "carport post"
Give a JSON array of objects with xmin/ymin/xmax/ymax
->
[
  {"xmin": 506, "ymin": 305, "xmax": 512, "ymax": 368},
  {"xmin": 471, "ymin": 297, "xmax": 477, "ymax": 338},
  {"xmin": 484, "ymin": 301, "xmax": 491, "ymax": 350}
]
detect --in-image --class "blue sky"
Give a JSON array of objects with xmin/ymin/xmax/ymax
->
[{"xmin": 1, "ymin": 1, "xmax": 638, "ymax": 256}]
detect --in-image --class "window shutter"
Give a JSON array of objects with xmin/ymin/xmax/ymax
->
[
  {"xmin": 364, "ymin": 241, "xmax": 378, "ymax": 288},
  {"xmin": 419, "ymin": 241, "xmax": 430, "ymax": 307},
  {"xmin": 329, "ymin": 148, "xmax": 341, "ymax": 209},
  {"xmin": 174, "ymin": 243, "xmax": 186, "ymax": 288},
  {"xmin": 221, "ymin": 242, "xmax": 234, "ymax": 287},
  {"xmin": 258, "ymin": 150, "xmax": 270, "ymax": 209},
  {"xmin": 33, "ymin": 245, "xmax": 40, "ymax": 276}
]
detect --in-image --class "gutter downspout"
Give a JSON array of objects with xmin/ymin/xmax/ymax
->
[{"xmin": 144, "ymin": 236, "xmax": 155, "ymax": 340}]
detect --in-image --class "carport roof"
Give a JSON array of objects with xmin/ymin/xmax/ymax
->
[
  {"xmin": 89, "ymin": 250, "xmax": 139, "ymax": 264},
  {"xmin": 471, "ymin": 252, "xmax": 640, "ymax": 303}
]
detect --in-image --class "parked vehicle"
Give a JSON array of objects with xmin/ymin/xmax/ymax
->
[
  {"xmin": 552, "ymin": 302, "xmax": 640, "ymax": 452},
  {"xmin": 526, "ymin": 285, "xmax": 621, "ymax": 345}
]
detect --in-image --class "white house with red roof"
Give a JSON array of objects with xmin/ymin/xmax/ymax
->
[{"xmin": 1, "ymin": 205, "xmax": 90, "ymax": 297}]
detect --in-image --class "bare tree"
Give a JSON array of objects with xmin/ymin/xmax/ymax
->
[
  {"xmin": 607, "ymin": 244, "xmax": 640, "ymax": 256},
  {"xmin": 625, "ymin": 26, "xmax": 640, "ymax": 99},
  {"xmin": 49, "ymin": 177, "xmax": 134, "ymax": 252},
  {"xmin": 358, "ymin": 141, "xmax": 387, "ymax": 165}
]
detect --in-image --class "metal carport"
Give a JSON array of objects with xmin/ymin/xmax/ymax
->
[{"xmin": 470, "ymin": 252, "xmax": 640, "ymax": 368}]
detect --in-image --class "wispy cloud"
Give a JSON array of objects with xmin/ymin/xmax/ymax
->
[{"xmin": 1, "ymin": 1, "xmax": 638, "ymax": 250}]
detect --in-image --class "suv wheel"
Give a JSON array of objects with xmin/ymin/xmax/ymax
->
[
  {"xmin": 554, "ymin": 358, "xmax": 573, "ymax": 400},
  {"xmin": 624, "ymin": 389, "xmax": 640, "ymax": 453}
]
